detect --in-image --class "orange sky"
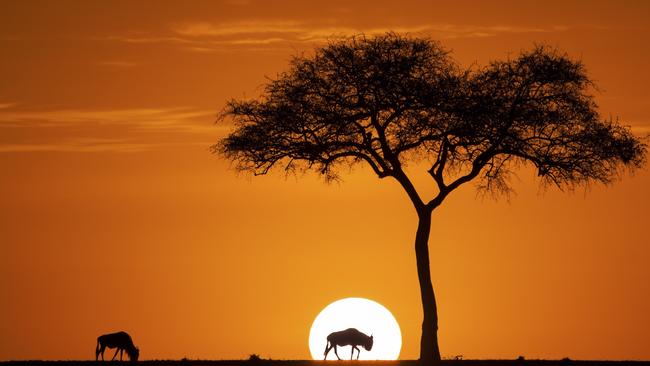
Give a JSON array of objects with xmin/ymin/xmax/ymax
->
[{"xmin": 1, "ymin": 0, "xmax": 649, "ymax": 361}]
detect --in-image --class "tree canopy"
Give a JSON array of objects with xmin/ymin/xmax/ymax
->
[{"xmin": 215, "ymin": 33, "xmax": 646, "ymax": 211}]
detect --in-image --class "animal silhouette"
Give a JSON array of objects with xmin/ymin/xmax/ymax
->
[
  {"xmin": 95, "ymin": 331, "xmax": 139, "ymax": 361},
  {"xmin": 324, "ymin": 328, "xmax": 373, "ymax": 360}
]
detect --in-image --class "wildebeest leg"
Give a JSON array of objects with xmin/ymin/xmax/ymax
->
[
  {"xmin": 120, "ymin": 348, "xmax": 124, "ymax": 361},
  {"xmin": 324, "ymin": 342, "xmax": 332, "ymax": 360},
  {"xmin": 111, "ymin": 348, "xmax": 119, "ymax": 361},
  {"xmin": 351, "ymin": 345, "xmax": 361, "ymax": 360},
  {"xmin": 333, "ymin": 345, "xmax": 341, "ymax": 360},
  {"xmin": 96, "ymin": 343, "xmax": 105, "ymax": 361}
]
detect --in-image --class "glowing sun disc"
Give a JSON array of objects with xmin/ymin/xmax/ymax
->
[{"xmin": 309, "ymin": 297, "xmax": 402, "ymax": 360}]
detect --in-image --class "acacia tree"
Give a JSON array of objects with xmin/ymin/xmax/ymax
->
[{"xmin": 214, "ymin": 33, "xmax": 646, "ymax": 361}]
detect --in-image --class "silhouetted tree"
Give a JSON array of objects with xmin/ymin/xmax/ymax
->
[{"xmin": 214, "ymin": 33, "xmax": 646, "ymax": 362}]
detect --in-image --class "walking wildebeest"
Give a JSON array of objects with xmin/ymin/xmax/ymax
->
[
  {"xmin": 324, "ymin": 328, "xmax": 373, "ymax": 360},
  {"xmin": 95, "ymin": 331, "xmax": 140, "ymax": 361}
]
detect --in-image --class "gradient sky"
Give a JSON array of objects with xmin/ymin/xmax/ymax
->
[{"xmin": 1, "ymin": 0, "xmax": 649, "ymax": 361}]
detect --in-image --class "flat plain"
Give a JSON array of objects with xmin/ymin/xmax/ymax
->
[{"xmin": 2, "ymin": 360, "xmax": 649, "ymax": 366}]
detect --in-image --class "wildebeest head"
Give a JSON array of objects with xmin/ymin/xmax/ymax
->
[
  {"xmin": 364, "ymin": 335, "xmax": 374, "ymax": 351},
  {"xmin": 127, "ymin": 346, "xmax": 139, "ymax": 362}
]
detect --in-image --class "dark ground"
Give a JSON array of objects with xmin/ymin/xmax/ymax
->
[{"xmin": 1, "ymin": 360, "xmax": 649, "ymax": 366}]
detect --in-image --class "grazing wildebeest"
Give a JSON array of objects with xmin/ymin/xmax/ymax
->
[
  {"xmin": 324, "ymin": 328, "xmax": 373, "ymax": 360},
  {"xmin": 95, "ymin": 331, "xmax": 140, "ymax": 361}
]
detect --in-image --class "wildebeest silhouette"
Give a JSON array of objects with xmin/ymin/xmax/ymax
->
[
  {"xmin": 324, "ymin": 328, "xmax": 373, "ymax": 360},
  {"xmin": 95, "ymin": 331, "xmax": 139, "ymax": 361}
]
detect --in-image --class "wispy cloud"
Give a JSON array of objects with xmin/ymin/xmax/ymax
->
[
  {"xmin": 173, "ymin": 21, "xmax": 305, "ymax": 37},
  {"xmin": 104, "ymin": 21, "xmax": 574, "ymax": 53},
  {"xmin": 99, "ymin": 61, "xmax": 137, "ymax": 67},
  {"xmin": 0, "ymin": 139, "xmax": 153, "ymax": 153},
  {"xmin": 0, "ymin": 107, "xmax": 214, "ymax": 131},
  {"xmin": 631, "ymin": 124, "xmax": 650, "ymax": 135},
  {"xmin": 0, "ymin": 102, "xmax": 17, "ymax": 109},
  {"xmin": 105, "ymin": 35, "xmax": 196, "ymax": 44},
  {"xmin": 171, "ymin": 21, "xmax": 566, "ymax": 41},
  {"xmin": 426, "ymin": 24, "xmax": 569, "ymax": 39},
  {"xmin": 0, "ymin": 106, "xmax": 223, "ymax": 153}
]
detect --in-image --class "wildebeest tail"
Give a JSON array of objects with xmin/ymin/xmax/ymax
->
[{"xmin": 324, "ymin": 340, "xmax": 330, "ymax": 356}]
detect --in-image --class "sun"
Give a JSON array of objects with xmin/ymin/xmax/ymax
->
[{"xmin": 308, "ymin": 297, "xmax": 402, "ymax": 360}]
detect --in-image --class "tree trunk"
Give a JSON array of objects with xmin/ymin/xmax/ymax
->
[{"xmin": 415, "ymin": 208, "xmax": 441, "ymax": 363}]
